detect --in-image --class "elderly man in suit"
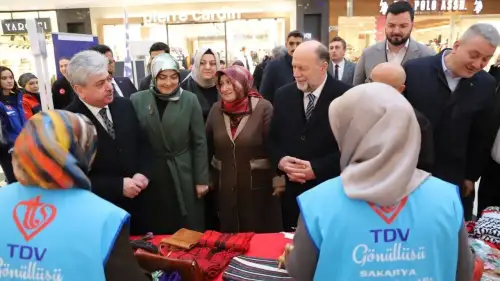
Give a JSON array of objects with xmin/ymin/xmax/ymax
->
[
  {"xmin": 328, "ymin": 36, "xmax": 356, "ymax": 85},
  {"xmin": 89, "ymin": 44, "xmax": 138, "ymax": 98},
  {"xmin": 353, "ymin": 1, "xmax": 434, "ymax": 85},
  {"xmin": 404, "ymin": 23, "xmax": 500, "ymax": 220},
  {"xmin": 66, "ymin": 50, "xmax": 153, "ymax": 235},
  {"xmin": 269, "ymin": 40, "xmax": 351, "ymax": 231}
]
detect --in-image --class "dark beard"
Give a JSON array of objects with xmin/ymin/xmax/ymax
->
[{"xmin": 386, "ymin": 35, "xmax": 410, "ymax": 46}]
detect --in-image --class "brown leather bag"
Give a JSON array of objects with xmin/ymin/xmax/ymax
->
[
  {"xmin": 134, "ymin": 249, "xmax": 204, "ymax": 281},
  {"xmin": 160, "ymin": 228, "xmax": 204, "ymax": 250}
]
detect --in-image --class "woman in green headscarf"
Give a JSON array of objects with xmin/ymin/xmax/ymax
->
[{"xmin": 131, "ymin": 53, "xmax": 209, "ymax": 234}]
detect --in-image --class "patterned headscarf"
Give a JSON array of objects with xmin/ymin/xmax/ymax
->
[
  {"xmin": 216, "ymin": 65, "xmax": 261, "ymax": 100},
  {"xmin": 12, "ymin": 110, "xmax": 97, "ymax": 190},
  {"xmin": 215, "ymin": 65, "xmax": 262, "ymax": 137}
]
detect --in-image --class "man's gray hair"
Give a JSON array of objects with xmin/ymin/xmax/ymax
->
[
  {"xmin": 67, "ymin": 50, "xmax": 109, "ymax": 86},
  {"xmin": 271, "ymin": 45, "xmax": 287, "ymax": 58},
  {"xmin": 461, "ymin": 23, "xmax": 500, "ymax": 47}
]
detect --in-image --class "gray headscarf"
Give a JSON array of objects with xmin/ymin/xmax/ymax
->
[
  {"xmin": 188, "ymin": 47, "xmax": 220, "ymax": 88},
  {"xmin": 150, "ymin": 53, "xmax": 182, "ymax": 101},
  {"xmin": 18, "ymin": 73, "xmax": 37, "ymax": 89}
]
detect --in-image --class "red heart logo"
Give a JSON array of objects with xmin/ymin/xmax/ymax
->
[
  {"xmin": 13, "ymin": 196, "xmax": 57, "ymax": 242},
  {"xmin": 369, "ymin": 197, "xmax": 408, "ymax": 224}
]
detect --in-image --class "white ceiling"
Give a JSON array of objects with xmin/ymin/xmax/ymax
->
[{"xmin": 0, "ymin": 0, "xmax": 265, "ymax": 11}]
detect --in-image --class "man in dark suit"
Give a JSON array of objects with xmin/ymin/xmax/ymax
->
[
  {"xmin": 369, "ymin": 62, "xmax": 434, "ymax": 172},
  {"xmin": 89, "ymin": 44, "xmax": 138, "ymax": 98},
  {"xmin": 260, "ymin": 30, "xmax": 304, "ymax": 104},
  {"xmin": 65, "ymin": 50, "xmax": 152, "ymax": 235},
  {"xmin": 328, "ymin": 36, "xmax": 356, "ymax": 85},
  {"xmin": 404, "ymin": 23, "xmax": 500, "ymax": 220},
  {"xmin": 269, "ymin": 40, "xmax": 351, "ymax": 231},
  {"xmin": 51, "ymin": 57, "xmax": 75, "ymax": 109}
]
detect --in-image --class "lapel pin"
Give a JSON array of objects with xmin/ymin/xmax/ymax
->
[{"xmin": 148, "ymin": 104, "xmax": 154, "ymax": 115}]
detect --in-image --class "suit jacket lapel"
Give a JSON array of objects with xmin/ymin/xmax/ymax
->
[
  {"xmin": 223, "ymin": 97, "xmax": 260, "ymax": 141},
  {"xmin": 341, "ymin": 60, "xmax": 352, "ymax": 83},
  {"xmin": 139, "ymin": 92, "xmax": 170, "ymax": 150},
  {"xmin": 306, "ymin": 76, "xmax": 333, "ymax": 129},
  {"xmin": 402, "ymin": 39, "xmax": 421, "ymax": 64},
  {"xmin": 75, "ymin": 98, "xmax": 109, "ymax": 134}
]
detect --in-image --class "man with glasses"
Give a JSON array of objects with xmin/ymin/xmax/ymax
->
[{"xmin": 89, "ymin": 45, "xmax": 137, "ymax": 98}]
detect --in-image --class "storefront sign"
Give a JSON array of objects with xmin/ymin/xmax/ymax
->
[
  {"xmin": 1, "ymin": 18, "xmax": 52, "ymax": 34},
  {"xmin": 144, "ymin": 10, "xmax": 241, "ymax": 24},
  {"xmin": 379, "ymin": 0, "xmax": 483, "ymax": 14}
]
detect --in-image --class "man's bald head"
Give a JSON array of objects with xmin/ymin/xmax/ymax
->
[
  {"xmin": 369, "ymin": 62, "xmax": 406, "ymax": 93},
  {"xmin": 293, "ymin": 40, "xmax": 329, "ymax": 92}
]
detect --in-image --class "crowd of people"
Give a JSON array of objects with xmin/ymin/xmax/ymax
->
[{"xmin": 1, "ymin": 0, "xmax": 500, "ymax": 279}]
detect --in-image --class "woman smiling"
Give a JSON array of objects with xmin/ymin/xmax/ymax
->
[
  {"xmin": 131, "ymin": 53, "xmax": 209, "ymax": 234},
  {"xmin": 206, "ymin": 65, "xmax": 283, "ymax": 233}
]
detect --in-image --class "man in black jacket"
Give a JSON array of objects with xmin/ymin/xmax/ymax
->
[
  {"xmin": 404, "ymin": 23, "xmax": 500, "ymax": 220},
  {"xmin": 138, "ymin": 42, "xmax": 190, "ymax": 91},
  {"xmin": 51, "ymin": 57, "xmax": 75, "ymax": 109},
  {"xmin": 369, "ymin": 62, "xmax": 434, "ymax": 172},
  {"xmin": 268, "ymin": 40, "xmax": 351, "ymax": 231},
  {"xmin": 65, "ymin": 50, "xmax": 152, "ymax": 235},
  {"xmin": 260, "ymin": 31, "xmax": 304, "ymax": 104}
]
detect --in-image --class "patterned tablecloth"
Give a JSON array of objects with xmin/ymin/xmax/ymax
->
[{"xmin": 469, "ymin": 238, "xmax": 500, "ymax": 280}]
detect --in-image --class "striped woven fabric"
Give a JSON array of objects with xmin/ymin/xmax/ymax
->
[{"xmin": 222, "ymin": 256, "xmax": 292, "ymax": 281}]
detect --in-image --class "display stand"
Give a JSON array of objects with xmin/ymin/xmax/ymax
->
[
  {"xmin": 27, "ymin": 19, "xmax": 53, "ymax": 111},
  {"xmin": 51, "ymin": 33, "xmax": 99, "ymax": 79}
]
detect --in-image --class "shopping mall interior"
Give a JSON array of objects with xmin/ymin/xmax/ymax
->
[{"xmin": 338, "ymin": 14, "xmax": 500, "ymax": 66}]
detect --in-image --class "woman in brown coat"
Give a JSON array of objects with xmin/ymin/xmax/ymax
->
[{"xmin": 206, "ymin": 65, "xmax": 283, "ymax": 233}]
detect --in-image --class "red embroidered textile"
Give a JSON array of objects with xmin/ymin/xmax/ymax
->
[{"xmin": 159, "ymin": 231, "xmax": 255, "ymax": 280}]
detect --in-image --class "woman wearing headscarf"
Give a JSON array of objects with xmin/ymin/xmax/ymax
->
[
  {"xmin": 0, "ymin": 110, "xmax": 148, "ymax": 281},
  {"xmin": 180, "ymin": 47, "xmax": 220, "ymax": 121},
  {"xmin": 131, "ymin": 53, "xmax": 209, "ymax": 234},
  {"xmin": 284, "ymin": 83, "xmax": 475, "ymax": 280},
  {"xmin": 0, "ymin": 66, "xmax": 25, "ymax": 184},
  {"xmin": 180, "ymin": 47, "xmax": 221, "ymax": 231},
  {"xmin": 18, "ymin": 72, "xmax": 41, "ymax": 119},
  {"xmin": 206, "ymin": 65, "xmax": 283, "ymax": 233}
]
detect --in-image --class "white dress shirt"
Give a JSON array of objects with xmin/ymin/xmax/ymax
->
[
  {"xmin": 111, "ymin": 78, "xmax": 124, "ymax": 97},
  {"xmin": 331, "ymin": 59, "xmax": 345, "ymax": 80},
  {"xmin": 303, "ymin": 75, "xmax": 328, "ymax": 112},
  {"xmin": 441, "ymin": 50, "xmax": 461, "ymax": 92},
  {"xmin": 386, "ymin": 40, "xmax": 409, "ymax": 65},
  {"xmin": 80, "ymin": 99, "xmax": 114, "ymax": 132}
]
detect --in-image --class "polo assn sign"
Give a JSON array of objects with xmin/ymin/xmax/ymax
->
[
  {"xmin": 1, "ymin": 18, "xmax": 52, "ymax": 34},
  {"xmin": 379, "ymin": 0, "xmax": 484, "ymax": 14}
]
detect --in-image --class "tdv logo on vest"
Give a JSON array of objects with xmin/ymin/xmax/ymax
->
[
  {"xmin": 351, "ymin": 196, "xmax": 431, "ymax": 278},
  {"xmin": 0, "ymin": 196, "xmax": 63, "ymax": 280}
]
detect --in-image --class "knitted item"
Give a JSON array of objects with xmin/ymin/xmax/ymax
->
[
  {"xmin": 222, "ymin": 256, "xmax": 292, "ymax": 281},
  {"xmin": 474, "ymin": 207, "xmax": 500, "ymax": 244}
]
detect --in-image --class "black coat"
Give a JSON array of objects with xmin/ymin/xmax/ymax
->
[
  {"xmin": 113, "ymin": 77, "xmax": 138, "ymax": 98},
  {"xmin": 260, "ymin": 54, "xmax": 294, "ymax": 104},
  {"xmin": 66, "ymin": 97, "xmax": 153, "ymax": 235},
  {"xmin": 404, "ymin": 51, "xmax": 497, "ymax": 186},
  {"xmin": 268, "ymin": 75, "xmax": 351, "ymax": 230},
  {"xmin": 51, "ymin": 76, "xmax": 75, "ymax": 109}
]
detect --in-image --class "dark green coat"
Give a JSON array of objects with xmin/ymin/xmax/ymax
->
[{"xmin": 131, "ymin": 89, "xmax": 209, "ymax": 233}]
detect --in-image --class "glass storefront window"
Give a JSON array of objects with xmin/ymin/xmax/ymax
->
[
  {"xmin": 167, "ymin": 22, "xmax": 226, "ymax": 68},
  {"xmin": 103, "ymin": 18, "xmax": 286, "ymax": 73},
  {"xmin": 226, "ymin": 18, "xmax": 285, "ymax": 73},
  {"xmin": 0, "ymin": 11, "xmax": 58, "ymax": 81}
]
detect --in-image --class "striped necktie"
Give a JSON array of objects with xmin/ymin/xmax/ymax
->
[{"xmin": 305, "ymin": 94, "xmax": 316, "ymax": 120}]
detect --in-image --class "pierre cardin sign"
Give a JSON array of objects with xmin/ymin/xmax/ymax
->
[{"xmin": 1, "ymin": 18, "xmax": 52, "ymax": 34}]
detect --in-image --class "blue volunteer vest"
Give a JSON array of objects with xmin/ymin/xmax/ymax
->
[
  {"xmin": 298, "ymin": 176, "xmax": 463, "ymax": 281},
  {"xmin": 0, "ymin": 183, "xmax": 129, "ymax": 281},
  {"xmin": 0, "ymin": 92, "xmax": 26, "ymax": 146}
]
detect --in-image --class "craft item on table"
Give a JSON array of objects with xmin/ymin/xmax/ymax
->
[
  {"xmin": 152, "ymin": 270, "xmax": 182, "ymax": 281},
  {"xmin": 280, "ymin": 232, "xmax": 294, "ymax": 240},
  {"xmin": 135, "ymin": 249, "xmax": 204, "ymax": 281},
  {"xmin": 132, "ymin": 239, "xmax": 160, "ymax": 254},
  {"xmin": 161, "ymin": 228, "xmax": 204, "ymax": 250},
  {"xmin": 467, "ymin": 220, "xmax": 477, "ymax": 236},
  {"xmin": 473, "ymin": 207, "xmax": 500, "ymax": 244},
  {"xmin": 222, "ymin": 256, "xmax": 292, "ymax": 281},
  {"xmin": 469, "ymin": 238, "xmax": 500, "ymax": 280},
  {"xmin": 198, "ymin": 231, "xmax": 255, "ymax": 252},
  {"xmin": 159, "ymin": 231, "xmax": 256, "ymax": 280}
]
